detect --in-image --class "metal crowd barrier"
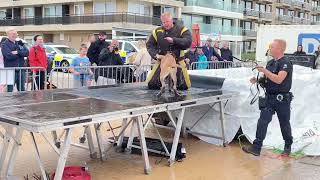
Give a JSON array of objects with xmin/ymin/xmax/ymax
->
[
  {"xmin": 49, "ymin": 65, "xmax": 153, "ymax": 89},
  {"xmin": 190, "ymin": 61, "xmax": 257, "ymax": 70},
  {"xmin": 0, "ymin": 67, "xmax": 47, "ymax": 93}
]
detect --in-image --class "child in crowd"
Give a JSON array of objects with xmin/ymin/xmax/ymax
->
[
  {"xmin": 69, "ymin": 44, "xmax": 94, "ymax": 88},
  {"xmin": 197, "ymin": 48, "xmax": 208, "ymax": 70}
]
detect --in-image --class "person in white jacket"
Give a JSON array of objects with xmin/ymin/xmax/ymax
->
[
  {"xmin": 0, "ymin": 46, "xmax": 5, "ymax": 92},
  {"xmin": 132, "ymin": 40, "xmax": 152, "ymax": 82}
]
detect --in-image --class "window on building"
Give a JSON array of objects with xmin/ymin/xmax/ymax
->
[
  {"xmin": 288, "ymin": 10, "xmax": 294, "ymax": 17},
  {"xmin": 299, "ymin": 12, "xmax": 304, "ymax": 18},
  {"xmin": 0, "ymin": 10, "xmax": 5, "ymax": 19},
  {"xmin": 192, "ymin": 15, "xmax": 204, "ymax": 23},
  {"xmin": 243, "ymin": 21, "xmax": 252, "ymax": 30},
  {"xmin": 266, "ymin": 5, "xmax": 272, "ymax": 13},
  {"xmin": 223, "ymin": 19, "xmax": 232, "ymax": 34},
  {"xmin": 163, "ymin": 6, "xmax": 176, "ymax": 18},
  {"xmin": 182, "ymin": 14, "xmax": 192, "ymax": 27},
  {"xmin": 245, "ymin": 1, "xmax": 253, "ymax": 9},
  {"xmin": 255, "ymin": 4, "xmax": 266, "ymax": 12},
  {"xmin": 44, "ymin": 5, "xmax": 62, "ymax": 17},
  {"xmin": 24, "ymin": 8, "xmax": 34, "ymax": 18},
  {"xmin": 74, "ymin": 3, "xmax": 84, "ymax": 16},
  {"xmin": 128, "ymin": 2, "xmax": 151, "ymax": 15},
  {"xmin": 93, "ymin": 1, "xmax": 116, "ymax": 15},
  {"xmin": 276, "ymin": 8, "xmax": 284, "ymax": 16}
]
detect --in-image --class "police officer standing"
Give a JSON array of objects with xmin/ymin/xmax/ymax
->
[
  {"xmin": 146, "ymin": 12, "xmax": 192, "ymax": 90},
  {"xmin": 243, "ymin": 39, "xmax": 293, "ymax": 156}
]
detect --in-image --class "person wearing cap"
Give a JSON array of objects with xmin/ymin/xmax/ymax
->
[
  {"xmin": 87, "ymin": 31, "xmax": 109, "ymax": 66},
  {"xmin": 202, "ymin": 38, "xmax": 223, "ymax": 62}
]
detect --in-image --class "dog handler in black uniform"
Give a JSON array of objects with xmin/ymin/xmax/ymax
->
[
  {"xmin": 146, "ymin": 12, "xmax": 192, "ymax": 91},
  {"xmin": 243, "ymin": 39, "xmax": 294, "ymax": 156}
]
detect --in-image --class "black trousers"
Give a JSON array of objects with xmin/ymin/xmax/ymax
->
[
  {"xmin": 253, "ymin": 94, "xmax": 293, "ymax": 149},
  {"xmin": 33, "ymin": 71, "xmax": 46, "ymax": 90}
]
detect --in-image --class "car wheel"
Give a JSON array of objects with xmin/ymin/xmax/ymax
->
[{"xmin": 60, "ymin": 60, "xmax": 70, "ymax": 73}]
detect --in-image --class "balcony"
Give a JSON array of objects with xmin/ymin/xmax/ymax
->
[
  {"xmin": 311, "ymin": 21, "xmax": 320, "ymax": 25},
  {"xmin": 243, "ymin": 9, "xmax": 260, "ymax": 18},
  {"xmin": 292, "ymin": 17, "xmax": 301, "ymax": 23},
  {"xmin": 184, "ymin": 22, "xmax": 242, "ymax": 36},
  {"xmin": 303, "ymin": 3, "xmax": 313, "ymax": 11},
  {"xmin": 302, "ymin": 18, "xmax": 312, "ymax": 24},
  {"xmin": 312, "ymin": 6, "xmax": 320, "ymax": 13},
  {"xmin": 277, "ymin": 15, "xmax": 293, "ymax": 23},
  {"xmin": 279, "ymin": 0, "xmax": 292, "ymax": 7},
  {"xmin": 292, "ymin": 0, "xmax": 303, "ymax": 9},
  {"xmin": 185, "ymin": 0, "xmax": 244, "ymax": 13},
  {"xmin": 259, "ymin": 12, "xmax": 273, "ymax": 21},
  {"xmin": 242, "ymin": 29, "xmax": 257, "ymax": 38},
  {"xmin": 0, "ymin": 13, "xmax": 165, "ymax": 27},
  {"xmin": 260, "ymin": 0, "xmax": 275, "ymax": 3}
]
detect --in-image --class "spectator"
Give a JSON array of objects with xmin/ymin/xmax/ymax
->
[
  {"xmin": 314, "ymin": 45, "xmax": 320, "ymax": 58},
  {"xmin": 86, "ymin": 34, "xmax": 96, "ymax": 49},
  {"xmin": 96, "ymin": 39, "xmax": 123, "ymax": 84},
  {"xmin": 212, "ymin": 41, "xmax": 222, "ymax": 61},
  {"xmin": 293, "ymin": 45, "xmax": 306, "ymax": 55},
  {"xmin": 0, "ymin": 39, "xmax": 5, "ymax": 92},
  {"xmin": 131, "ymin": 40, "xmax": 151, "ymax": 82},
  {"xmin": 185, "ymin": 43, "xmax": 199, "ymax": 69},
  {"xmin": 2, "ymin": 27, "xmax": 29, "ymax": 92},
  {"xmin": 87, "ymin": 31, "xmax": 109, "ymax": 66},
  {"xmin": 221, "ymin": 41, "xmax": 233, "ymax": 62},
  {"xmin": 202, "ymin": 38, "xmax": 223, "ymax": 62},
  {"xmin": 29, "ymin": 35, "xmax": 48, "ymax": 90},
  {"xmin": 197, "ymin": 48, "xmax": 208, "ymax": 70},
  {"xmin": 69, "ymin": 44, "xmax": 93, "ymax": 88}
]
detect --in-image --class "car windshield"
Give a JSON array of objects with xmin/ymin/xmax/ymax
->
[{"xmin": 54, "ymin": 47, "xmax": 78, "ymax": 54}]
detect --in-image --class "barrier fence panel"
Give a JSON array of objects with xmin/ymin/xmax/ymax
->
[
  {"xmin": 0, "ymin": 67, "xmax": 47, "ymax": 93},
  {"xmin": 49, "ymin": 65, "xmax": 154, "ymax": 89},
  {"xmin": 190, "ymin": 61, "xmax": 257, "ymax": 70}
]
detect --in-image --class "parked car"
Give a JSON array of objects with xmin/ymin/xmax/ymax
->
[{"xmin": 44, "ymin": 44, "xmax": 79, "ymax": 72}]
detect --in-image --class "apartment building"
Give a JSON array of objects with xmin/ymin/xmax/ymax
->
[
  {"xmin": 0, "ymin": 0, "xmax": 183, "ymax": 48},
  {"xmin": 181, "ymin": 0, "xmax": 320, "ymax": 55}
]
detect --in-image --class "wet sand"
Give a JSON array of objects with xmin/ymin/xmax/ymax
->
[{"xmin": 0, "ymin": 121, "xmax": 318, "ymax": 180}]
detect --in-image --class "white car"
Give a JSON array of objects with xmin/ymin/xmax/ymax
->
[{"xmin": 44, "ymin": 44, "xmax": 79, "ymax": 72}]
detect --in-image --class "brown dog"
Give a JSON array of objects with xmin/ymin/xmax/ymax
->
[{"xmin": 157, "ymin": 53, "xmax": 182, "ymax": 97}]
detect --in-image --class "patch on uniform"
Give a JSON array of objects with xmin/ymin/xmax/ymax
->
[{"xmin": 283, "ymin": 64, "xmax": 288, "ymax": 69}]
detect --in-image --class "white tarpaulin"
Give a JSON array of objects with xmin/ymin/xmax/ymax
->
[{"xmin": 186, "ymin": 66, "xmax": 320, "ymax": 155}]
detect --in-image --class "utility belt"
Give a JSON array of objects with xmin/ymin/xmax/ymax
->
[
  {"xmin": 266, "ymin": 92, "xmax": 293, "ymax": 102},
  {"xmin": 259, "ymin": 92, "xmax": 293, "ymax": 110}
]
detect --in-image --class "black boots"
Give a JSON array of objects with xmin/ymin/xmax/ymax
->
[
  {"xmin": 242, "ymin": 144, "xmax": 291, "ymax": 156},
  {"xmin": 242, "ymin": 145, "xmax": 261, "ymax": 156},
  {"xmin": 282, "ymin": 144, "xmax": 291, "ymax": 156}
]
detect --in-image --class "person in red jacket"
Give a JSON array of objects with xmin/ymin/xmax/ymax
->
[{"xmin": 28, "ymin": 35, "xmax": 48, "ymax": 90}]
